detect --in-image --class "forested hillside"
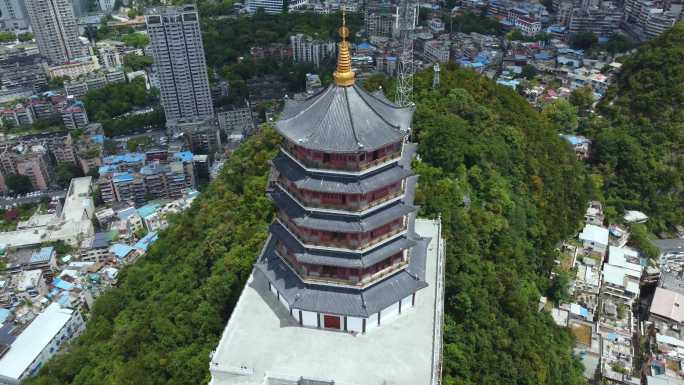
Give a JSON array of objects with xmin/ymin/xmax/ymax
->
[
  {"xmin": 25, "ymin": 129, "xmax": 281, "ymax": 385},
  {"xmin": 589, "ymin": 23, "xmax": 684, "ymax": 232},
  {"xmin": 411, "ymin": 65, "xmax": 590, "ymax": 385}
]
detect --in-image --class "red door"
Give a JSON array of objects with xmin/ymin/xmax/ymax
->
[{"xmin": 323, "ymin": 314, "xmax": 341, "ymax": 329}]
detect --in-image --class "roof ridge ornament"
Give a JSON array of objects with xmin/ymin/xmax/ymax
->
[{"xmin": 333, "ymin": 10, "xmax": 355, "ymax": 87}]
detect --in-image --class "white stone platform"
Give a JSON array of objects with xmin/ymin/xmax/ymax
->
[{"xmin": 209, "ymin": 218, "xmax": 444, "ymax": 385}]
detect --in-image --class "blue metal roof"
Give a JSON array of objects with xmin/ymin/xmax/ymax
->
[
  {"xmin": 110, "ymin": 243, "xmax": 135, "ymax": 259},
  {"xmin": 112, "ymin": 172, "xmax": 134, "ymax": 183},
  {"xmin": 173, "ymin": 151, "xmax": 194, "ymax": 163},
  {"xmin": 52, "ymin": 278, "xmax": 74, "ymax": 291},
  {"xmin": 0, "ymin": 308, "xmax": 9, "ymax": 324},
  {"xmin": 134, "ymin": 231, "xmax": 158, "ymax": 252},
  {"xmin": 30, "ymin": 247, "xmax": 53, "ymax": 263},
  {"xmin": 104, "ymin": 152, "xmax": 145, "ymax": 165},
  {"xmin": 91, "ymin": 134, "xmax": 105, "ymax": 144},
  {"xmin": 137, "ymin": 203, "xmax": 160, "ymax": 218},
  {"xmin": 117, "ymin": 206, "xmax": 137, "ymax": 220}
]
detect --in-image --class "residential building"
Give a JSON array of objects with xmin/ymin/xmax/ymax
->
[
  {"xmin": 650, "ymin": 287, "xmax": 684, "ymax": 330},
  {"xmin": 0, "ymin": 50, "xmax": 47, "ymax": 93},
  {"xmin": 0, "ymin": 303, "xmax": 85, "ymax": 384},
  {"xmin": 1, "ymin": 103, "xmax": 34, "ymax": 127},
  {"xmin": 63, "ymin": 69, "xmax": 126, "ymax": 97},
  {"xmin": 568, "ymin": 6, "xmax": 623, "ymax": 36},
  {"xmin": 0, "ymin": 0, "xmax": 30, "ymax": 31},
  {"xmin": 61, "ymin": 98, "xmax": 89, "ymax": 130},
  {"xmin": 217, "ymin": 104, "xmax": 254, "ymax": 141},
  {"xmin": 246, "ymin": 0, "xmax": 283, "ymax": 13},
  {"xmin": 579, "ymin": 224, "xmax": 609, "ymax": 257},
  {"xmin": 602, "ymin": 246, "xmax": 643, "ymax": 304},
  {"xmin": 24, "ymin": 0, "xmax": 86, "ymax": 64},
  {"xmin": 98, "ymin": 151, "xmax": 196, "ymax": 205},
  {"xmin": 424, "ymin": 39, "xmax": 451, "ymax": 63},
  {"xmin": 365, "ymin": 5, "xmax": 395, "ymax": 38},
  {"xmin": 47, "ymin": 56, "xmax": 101, "ymax": 79},
  {"xmin": 145, "ymin": 5, "xmax": 214, "ymax": 126},
  {"xmin": 0, "ymin": 144, "xmax": 51, "ymax": 191},
  {"xmin": 79, "ymin": 232, "xmax": 112, "ymax": 262},
  {"xmin": 290, "ymin": 34, "xmax": 336, "ymax": 68}
]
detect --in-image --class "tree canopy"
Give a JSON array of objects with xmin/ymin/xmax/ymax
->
[
  {"xmin": 412, "ymin": 64, "xmax": 589, "ymax": 385},
  {"xmin": 589, "ymin": 23, "xmax": 684, "ymax": 233},
  {"xmin": 5, "ymin": 174, "xmax": 33, "ymax": 194}
]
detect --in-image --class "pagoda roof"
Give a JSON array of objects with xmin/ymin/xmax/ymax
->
[
  {"xmin": 276, "ymin": 84, "xmax": 413, "ymax": 153},
  {"xmin": 270, "ymin": 221, "xmax": 416, "ymax": 269},
  {"xmin": 270, "ymin": 189, "xmax": 416, "ymax": 233},
  {"xmin": 272, "ymin": 151, "xmax": 412, "ymax": 194},
  {"xmin": 254, "ymin": 232, "xmax": 428, "ymax": 318}
]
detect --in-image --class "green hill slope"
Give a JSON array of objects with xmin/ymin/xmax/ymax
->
[
  {"xmin": 591, "ymin": 23, "xmax": 684, "ymax": 232},
  {"xmin": 412, "ymin": 65, "xmax": 589, "ymax": 385}
]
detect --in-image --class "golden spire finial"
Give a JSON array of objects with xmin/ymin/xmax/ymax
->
[{"xmin": 333, "ymin": 9, "xmax": 355, "ymax": 87}]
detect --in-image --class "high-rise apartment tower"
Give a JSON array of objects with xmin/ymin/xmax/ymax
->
[
  {"xmin": 24, "ymin": 0, "xmax": 86, "ymax": 64},
  {"xmin": 145, "ymin": 5, "xmax": 214, "ymax": 127}
]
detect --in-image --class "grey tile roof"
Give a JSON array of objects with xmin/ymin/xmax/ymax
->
[
  {"xmin": 653, "ymin": 238, "xmax": 684, "ymax": 254},
  {"xmin": 272, "ymin": 151, "xmax": 412, "ymax": 194},
  {"xmin": 276, "ymin": 84, "xmax": 414, "ymax": 153},
  {"xmin": 270, "ymin": 190, "xmax": 416, "ymax": 233},
  {"xmin": 270, "ymin": 221, "xmax": 416, "ymax": 269},
  {"xmin": 254, "ymin": 232, "xmax": 429, "ymax": 318}
]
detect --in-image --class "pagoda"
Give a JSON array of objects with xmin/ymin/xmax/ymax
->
[{"xmin": 254, "ymin": 14, "xmax": 429, "ymax": 333}]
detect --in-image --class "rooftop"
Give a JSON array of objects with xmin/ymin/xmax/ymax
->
[
  {"xmin": 276, "ymin": 84, "xmax": 412, "ymax": 153},
  {"xmin": 0, "ymin": 303, "xmax": 75, "ymax": 380},
  {"xmin": 651, "ymin": 287, "xmax": 684, "ymax": 323},
  {"xmin": 209, "ymin": 219, "xmax": 442, "ymax": 385},
  {"xmin": 579, "ymin": 224, "xmax": 609, "ymax": 246}
]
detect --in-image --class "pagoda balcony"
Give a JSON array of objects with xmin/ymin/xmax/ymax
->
[
  {"xmin": 274, "ymin": 243, "xmax": 409, "ymax": 289},
  {"xmin": 278, "ymin": 215, "xmax": 406, "ymax": 251},
  {"xmin": 283, "ymin": 141, "xmax": 402, "ymax": 173},
  {"xmin": 276, "ymin": 177, "xmax": 405, "ymax": 213}
]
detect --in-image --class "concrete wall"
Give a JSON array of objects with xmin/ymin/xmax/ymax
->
[
  {"xmin": 347, "ymin": 316, "xmax": 363, "ymax": 333},
  {"xmin": 381, "ymin": 301, "xmax": 400, "ymax": 323},
  {"xmin": 401, "ymin": 294, "xmax": 413, "ymax": 312},
  {"xmin": 301, "ymin": 310, "xmax": 317, "ymax": 327}
]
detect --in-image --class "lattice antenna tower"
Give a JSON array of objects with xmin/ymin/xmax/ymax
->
[{"xmin": 394, "ymin": 0, "xmax": 417, "ymax": 107}]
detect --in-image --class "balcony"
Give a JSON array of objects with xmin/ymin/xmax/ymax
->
[
  {"xmin": 279, "ymin": 180, "xmax": 404, "ymax": 213},
  {"xmin": 282, "ymin": 143, "xmax": 402, "ymax": 174},
  {"xmin": 274, "ymin": 247, "xmax": 409, "ymax": 289},
  {"xmin": 279, "ymin": 217, "xmax": 406, "ymax": 252}
]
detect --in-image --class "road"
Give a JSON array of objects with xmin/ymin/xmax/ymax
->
[{"xmin": 0, "ymin": 189, "xmax": 66, "ymax": 209}]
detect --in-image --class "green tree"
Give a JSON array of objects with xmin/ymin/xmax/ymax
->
[
  {"xmin": 0, "ymin": 32, "xmax": 15, "ymax": 43},
  {"xmin": 571, "ymin": 31, "xmax": 598, "ymax": 50},
  {"xmin": 123, "ymin": 54, "xmax": 153, "ymax": 71},
  {"xmin": 541, "ymin": 99, "xmax": 579, "ymax": 133},
  {"xmin": 17, "ymin": 32, "xmax": 33, "ymax": 42},
  {"xmin": 521, "ymin": 64, "xmax": 538, "ymax": 80},
  {"xmin": 628, "ymin": 223, "xmax": 659, "ymax": 260},
  {"xmin": 568, "ymin": 86, "xmax": 594, "ymax": 115},
  {"xmin": 121, "ymin": 32, "xmax": 150, "ymax": 48},
  {"xmin": 5, "ymin": 174, "xmax": 33, "ymax": 194},
  {"xmin": 55, "ymin": 163, "xmax": 85, "ymax": 188}
]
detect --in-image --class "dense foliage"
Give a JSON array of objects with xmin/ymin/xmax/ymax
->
[
  {"xmin": 25, "ymin": 127, "xmax": 281, "ymax": 385},
  {"xmin": 411, "ymin": 65, "xmax": 589, "ymax": 385},
  {"xmin": 83, "ymin": 77, "xmax": 162, "ymax": 137},
  {"xmin": 589, "ymin": 23, "xmax": 684, "ymax": 232}
]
